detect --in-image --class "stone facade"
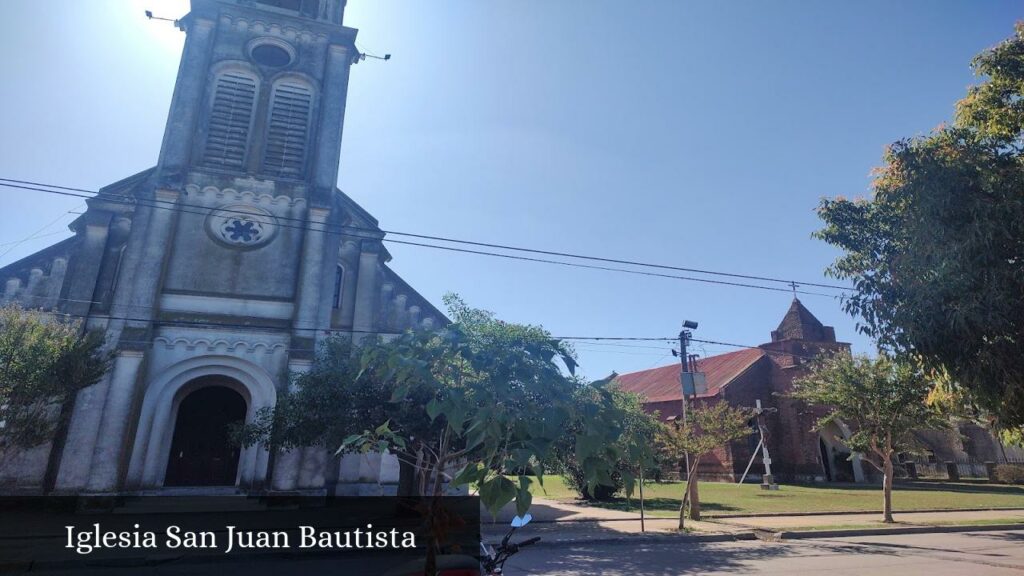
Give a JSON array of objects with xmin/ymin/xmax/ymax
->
[{"xmin": 0, "ymin": 0, "xmax": 443, "ymax": 495}]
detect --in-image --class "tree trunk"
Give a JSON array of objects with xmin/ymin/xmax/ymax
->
[
  {"xmin": 678, "ymin": 455, "xmax": 702, "ymax": 530},
  {"xmin": 677, "ymin": 488, "xmax": 688, "ymax": 531},
  {"xmin": 882, "ymin": 454, "xmax": 894, "ymax": 523},
  {"xmin": 688, "ymin": 476, "xmax": 701, "ymax": 521},
  {"xmin": 397, "ymin": 449, "xmax": 416, "ymax": 497}
]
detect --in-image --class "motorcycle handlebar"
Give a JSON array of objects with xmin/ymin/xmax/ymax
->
[{"xmin": 517, "ymin": 537, "xmax": 541, "ymax": 548}]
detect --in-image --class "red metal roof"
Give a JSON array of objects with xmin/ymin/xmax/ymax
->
[{"xmin": 615, "ymin": 347, "xmax": 766, "ymax": 403}]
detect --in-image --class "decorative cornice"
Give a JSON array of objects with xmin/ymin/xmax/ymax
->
[
  {"xmin": 154, "ymin": 336, "xmax": 287, "ymax": 355},
  {"xmin": 185, "ymin": 184, "xmax": 307, "ymax": 208},
  {"xmin": 219, "ymin": 14, "xmax": 329, "ymax": 43}
]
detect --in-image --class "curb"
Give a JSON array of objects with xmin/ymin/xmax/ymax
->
[
  {"xmin": 483, "ymin": 521, "xmax": 1024, "ymax": 547},
  {"xmin": 486, "ymin": 506, "xmax": 1024, "ymax": 524},
  {"xmin": 706, "ymin": 506, "xmax": 1024, "ymax": 520},
  {"xmin": 755, "ymin": 523, "xmax": 1024, "ymax": 541},
  {"xmin": 481, "ymin": 530, "xmax": 757, "ymax": 548}
]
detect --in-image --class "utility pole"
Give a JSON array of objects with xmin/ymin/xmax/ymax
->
[{"xmin": 677, "ymin": 320, "xmax": 700, "ymax": 520}]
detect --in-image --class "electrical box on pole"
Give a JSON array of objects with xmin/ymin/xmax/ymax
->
[{"xmin": 681, "ymin": 372, "xmax": 707, "ymax": 396}]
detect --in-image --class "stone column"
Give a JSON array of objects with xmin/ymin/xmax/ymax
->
[
  {"xmin": 393, "ymin": 294, "xmax": 408, "ymax": 329},
  {"xmin": 293, "ymin": 207, "xmax": 330, "ymax": 336},
  {"xmin": 3, "ymin": 278, "xmax": 19, "ymax": 304},
  {"xmin": 271, "ymin": 360, "xmax": 312, "ymax": 492},
  {"xmin": 57, "ymin": 194, "xmax": 178, "ymax": 492},
  {"xmin": 61, "ymin": 210, "xmax": 112, "ymax": 318},
  {"xmin": 55, "ymin": 368, "xmax": 115, "ymax": 491},
  {"xmin": 43, "ymin": 258, "xmax": 68, "ymax": 309},
  {"xmin": 352, "ymin": 241, "xmax": 382, "ymax": 338},
  {"xmin": 121, "ymin": 190, "xmax": 180, "ymax": 320},
  {"xmin": 24, "ymin": 268, "xmax": 43, "ymax": 305},
  {"xmin": 312, "ymin": 43, "xmax": 353, "ymax": 199},
  {"xmin": 378, "ymin": 283, "xmax": 394, "ymax": 328},
  {"xmin": 156, "ymin": 16, "xmax": 216, "ymax": 185},
  {"xmin": 297, "ymin": 447, "xmax": 327, "ymax": 491},
  {"xmin": 271, "ymin": 454, "xmax": 303, "ymax": 492},
  {"xmin": 85, "ymin": 351, "xmax": 145, "ymax": 492}
]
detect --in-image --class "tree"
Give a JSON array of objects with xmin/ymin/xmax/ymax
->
[
  {"xmin": 238, "ymin": 295, "xmax": 631, "ymax": 573},
  {"xmin": 548, "ymin": 382, "xmax": 661, "ymax": 501},
  {"xmin": 352, "ymin": 295, "xmax": 628, "ymax": 515},
  {"xmin": 238, "ymin": 293, "xmax": 626, "ymax": 508},
  {"xmin": 0, "ymin": 305, "xmax": 109, "ymax": 451},
  {"xmin": 790, "ymin": 353, "xmax": 948, "ymax": 523},
  {"xmin": 814, "ymin": 24, "xmax": 1024, "ymax": 431},
  {"xmin": 657, "ymin": 401, "xmax": 752, "ymax": 530}
]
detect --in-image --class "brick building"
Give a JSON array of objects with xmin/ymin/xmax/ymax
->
[{"xmin": 616, "ymin": 299, "xmax": 1012, "ymax": 483}]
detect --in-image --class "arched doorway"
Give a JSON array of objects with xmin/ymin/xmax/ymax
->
[
  {"xmin": 819, "ymin": 438, "xmax": 834, "ymax": 482},
  {"xmin": 818, "ymin": 420, "xmax": 867, "ymax": 483},
  {"xmin": 164, "ymin": 383, "xmax": 247, "ymax": 487}
]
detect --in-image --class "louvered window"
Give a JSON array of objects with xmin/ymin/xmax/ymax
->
[
  {"xmin": 263, "ymin": 81, "xmax": 313, "ymax": 177},
  {"xmin": 203, "ymin": 72, "xmax": 258, "ymax": 169}
]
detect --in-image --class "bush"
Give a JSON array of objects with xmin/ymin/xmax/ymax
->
[
  {"xmin": 993, "ymin": 464, "xmax": 1024, "ymax": 484},
  {"xmin": 561, "ymin": 466, "xmax": 623, "ymax": 501}
]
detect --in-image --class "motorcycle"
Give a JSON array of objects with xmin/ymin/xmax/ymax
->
[
  {"xmin": 481, "ymin": 513, "xmax": 541, "ymax": 575},
  {"xmin": 383, "ymin": 513, "xmax": 540, "ymax": 576}
]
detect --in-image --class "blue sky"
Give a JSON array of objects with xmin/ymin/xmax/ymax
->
[{"xmin": 0, "ymin": 0, "xmax": 1018, "ymax": 380}]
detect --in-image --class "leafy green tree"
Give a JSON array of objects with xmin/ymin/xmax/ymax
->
[
  {"xmin": 814, "ymin": 24, "xmax": 1024, "ymax": 431},
  {"xmin": 548, "ymin": 382, "xmax": 661, "ymax": 501},
  {"xmin": 239, "ymin": 295, "xmax": 630, "ymax": 513},
  {"xmin": 791, "ymin": 353, "xmax": 947, "ymax": 523},
  {"xmin": 0, "ymin": 305, "xmax": 109, "ymax": 451},
  {"xmin": 242, "ymin": 295, "xmax": 631, "ymax": 576},
  {"xmin": 356, "ymin": 295, "xmax": 627, "ymax": 516},
  {"xmin": 657, "ymin": 401, "xmax": 752, "ymax": 530}
]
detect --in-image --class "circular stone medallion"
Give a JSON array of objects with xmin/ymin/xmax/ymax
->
[{"xmin": 206, "ymin": 204, "xmax": 278, "ymax": 249}]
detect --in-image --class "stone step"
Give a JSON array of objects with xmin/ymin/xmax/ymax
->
[{"xmin": 113, "ymin": 494, "xmax": 266, "ymax": 514}]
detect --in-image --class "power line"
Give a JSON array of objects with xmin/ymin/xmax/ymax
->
[
  {"xmin": 13, "ymin": 294, "xmax": 679, "ymax": 342},
  {"xmin": 0, "ymin": 178, "xmax": 853, "ymax": 296},
  {"xmin": 0, "ymin": 204, "xmax": 81, "ymax": 260},
  {"xmin": 384, "ymin": 239, "xmax": 839, "ymax": 297},
  {"xmin": 13, "ymin": 295, "xmax": 826, "ymax": 362},
  {"xmin": 0, "ymin": 229, "xmax": 70, "ymax": 248},
  {"xmin": 0, "ymin": 185, "xmax": 835, "ymax": 298},
  {"xmin": 689, "ymin": 336, "xmax": 823, "ymax": 361}
]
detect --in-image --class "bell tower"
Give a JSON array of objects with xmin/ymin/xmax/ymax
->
[{"xmin": 156, "ymin": 0, "xmax": 357, "ymax": 205}]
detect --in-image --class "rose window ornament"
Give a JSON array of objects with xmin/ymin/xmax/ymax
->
[{"xmin": 206, "ymin": 204, "xmax": 278, "ymax": 249}]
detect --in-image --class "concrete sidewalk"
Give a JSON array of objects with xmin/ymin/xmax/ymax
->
[
  {"xmin": 481, "ymin": 498, "xmax": 1024, "ymax": 545},
  {"xmin": 481, "ymin": 498, "xmax": 750, "ymax": 544}
]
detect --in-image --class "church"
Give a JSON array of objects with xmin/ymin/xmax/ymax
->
[
  {"xmin": 0, "ymin": 0, "xmax": 443, "ymax": 495},
  {"xmin": 616, "ymin": 299, "xmax": 1011, "ymax": 483}
]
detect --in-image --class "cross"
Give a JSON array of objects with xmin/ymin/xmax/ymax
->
[{"xmin": 225, "ymin": 220, "xmax": 259, "ymax": 242}]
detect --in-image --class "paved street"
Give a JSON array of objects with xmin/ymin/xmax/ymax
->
[{"xmin": 501, "ymin": 530, "xmax": 1024, "ymax": 575}]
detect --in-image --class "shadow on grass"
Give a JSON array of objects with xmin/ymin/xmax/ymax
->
[
  {"xmin": 711, "ymin": 480, "xmax": 1024, "ymax": 497},
  {"xmin": 582, "ymin": 497, "xmax": 741, "ymax": 514},
  {"xmin": 894, "ymin": 481, "xmax": 1024, "ymax": 496}
]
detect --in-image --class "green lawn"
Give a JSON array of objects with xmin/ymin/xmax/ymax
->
[{"xmin": 524, "ymin": 476, "xmax": 1024, "ymax": 517}]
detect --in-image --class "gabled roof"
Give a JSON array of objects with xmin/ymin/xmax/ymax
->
[{"xmin": 615, "ymin": 347, "xmax": 767, "ymax": 403}]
